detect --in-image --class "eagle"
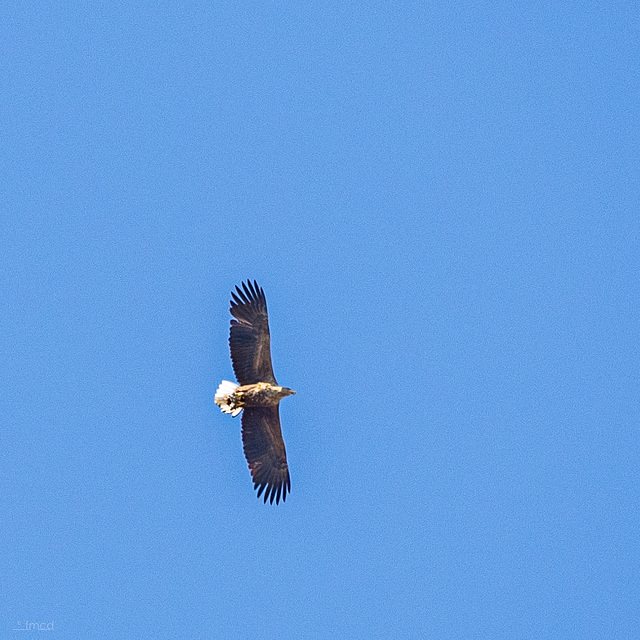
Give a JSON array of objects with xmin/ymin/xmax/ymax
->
[{"xmin": 215, "ymin": 280, "xmax": 295, "ymax": 504}]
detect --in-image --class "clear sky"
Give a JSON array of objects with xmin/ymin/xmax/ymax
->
[{"xmin": 1, "ymin": 2, "xmax": 637, "ymax": 638}]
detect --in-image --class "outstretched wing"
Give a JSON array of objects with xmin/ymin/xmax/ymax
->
[
  {"xmin": 241, "ymin": 406, "xmax": 290, "ymax": 505},
  {"xmin": 229, "ymin": 280, "xmax": 277, "ymax": 385}
]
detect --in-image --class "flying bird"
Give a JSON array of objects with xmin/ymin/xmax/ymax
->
[{"xmin": 215, "ymin": 280, "xmax": 295, "ymax": 504}]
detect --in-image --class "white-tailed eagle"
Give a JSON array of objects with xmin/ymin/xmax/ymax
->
[{"xmin": 215, "ymin": 281, "xmax": 295, "ymax": 504}]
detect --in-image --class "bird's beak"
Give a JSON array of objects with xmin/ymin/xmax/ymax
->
[{"xmin": 287, "ymin": 388, "xmax": 296, "ymax": 395}]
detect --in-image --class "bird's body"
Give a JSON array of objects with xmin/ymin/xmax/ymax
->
[
  {"xmin": 214, "ymin": 280, "xmax": 295, "ymax": 505},
  {"xmin": 216, "ymin": 381, "xmax": 295, "ymax": 415}
]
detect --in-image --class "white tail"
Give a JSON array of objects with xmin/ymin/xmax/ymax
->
[{"xmin": 215, "ymin": 380, "xmax": 242, "ymax": 417}]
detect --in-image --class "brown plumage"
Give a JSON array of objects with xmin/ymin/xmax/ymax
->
[
  {"xmin": 215, "ymin": 281, "xmax": 295, "ymax": 504},
  {"xmin": 229, "ymin": 280, "xmax": 276, "ymax": 386}
]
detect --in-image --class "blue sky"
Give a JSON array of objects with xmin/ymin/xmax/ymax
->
[{"xmin": 1, "ymin": 1, "xmax": 638, "ymax": 638}]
